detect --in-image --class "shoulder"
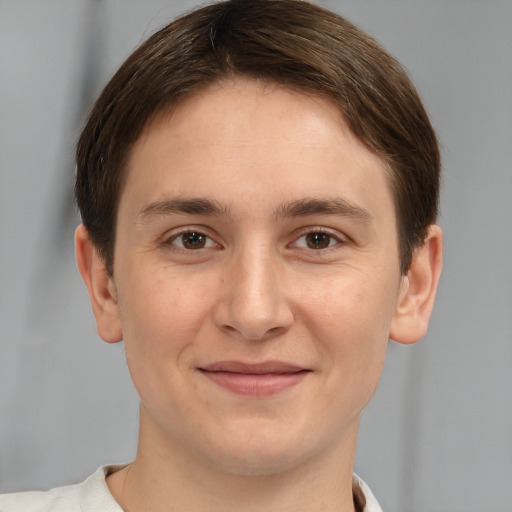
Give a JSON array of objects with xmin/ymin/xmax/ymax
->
[
  {"xmin": 0, "ymin": 465, "xmax": 126, "ymax": 512},
  {"xmin": 0, "ymin": 483, "xmax": 82, "ymax": 512}
]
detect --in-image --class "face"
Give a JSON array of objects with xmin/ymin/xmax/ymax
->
[{"xmin": 108, "ymin": 79, "xmax": 407, "ymax": 475}]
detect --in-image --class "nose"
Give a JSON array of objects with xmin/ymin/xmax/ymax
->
[{"xmin": 213, "ymin": 247, "xmax": 294, "ymax": 341}]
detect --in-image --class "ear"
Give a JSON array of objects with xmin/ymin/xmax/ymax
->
[
  {"xmin": 390, "ymin": 224, "xmax": 443, "ymax": 344},
  {"xmin": 75, "ymin": 224, "xmax": 123, "ymax": 343}
]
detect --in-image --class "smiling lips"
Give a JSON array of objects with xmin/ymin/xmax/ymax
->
[{"xmin": 199, "ymin": 361, "xmax": 310, "ymax": 397}]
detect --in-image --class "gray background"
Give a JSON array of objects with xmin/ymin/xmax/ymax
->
[{"xmin": 1, "ymin": 1, "xmax": 511, "ymax": 511}]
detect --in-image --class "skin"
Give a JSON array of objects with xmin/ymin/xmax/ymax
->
[{"xmin": 76, "ymin": 78, "xmax": 442, "ymax": 512}]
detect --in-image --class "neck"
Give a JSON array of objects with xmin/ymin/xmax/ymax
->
[{"xmin": 107, "ymin": 407, "xmax": 360, "ymax": 512}]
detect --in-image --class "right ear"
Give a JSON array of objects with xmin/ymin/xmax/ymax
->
[{"xmin": 75, "ymin": 224, "xmax": 123, "ymax": 343}]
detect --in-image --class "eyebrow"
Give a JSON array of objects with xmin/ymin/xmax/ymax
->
[
  {"xmin": 274, "ymin": 198, "xmax": 372, "ymax": 222},
  {"xmin": 137, "ymin": 196, "xmax": 372, "ymax": 223},
  {"xmin": 138, "ymin": 197, "xmax": 230, "ymax": 221}
]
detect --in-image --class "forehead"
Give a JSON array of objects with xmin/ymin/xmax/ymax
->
[{"xmin": 121, "ymin": 78, "xmax": 395, "ymax": 226}]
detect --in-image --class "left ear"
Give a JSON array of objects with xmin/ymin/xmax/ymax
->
[{"xmin": 390, "ymin": 224, "xmax": 443, "ymax": 344}]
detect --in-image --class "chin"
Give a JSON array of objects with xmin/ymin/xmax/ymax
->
[{"xmin": 201, "ymin": 422, "xmax": 324, "ymax": 477}]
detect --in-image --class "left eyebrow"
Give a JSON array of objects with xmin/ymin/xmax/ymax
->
[
  {"xmin": 137, "ymin": 197, "xmax": 231, "ymax": 221},
  {"xmin": 274, "ymin": 198, "xmax": 372, "ymax": 223}
]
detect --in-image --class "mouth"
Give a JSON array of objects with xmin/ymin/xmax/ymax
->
[{"xmin": 198, "ymin": 361, "xmax": 311, "ymax": 397}]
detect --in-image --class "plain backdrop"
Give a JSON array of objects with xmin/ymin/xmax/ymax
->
[{"xmin": 1, "ymin": 1, "xmax": 511, "ymax": 511}]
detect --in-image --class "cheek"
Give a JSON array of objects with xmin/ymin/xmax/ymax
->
[
  {"xmin": 299, "ymin": 268, "xmax": 396, "ymax": 388},
  {"xmin": 116, "ymin": 268, "xmax": 221, "ymax": 414},
  {"xmin": 301, "ymin": 266, "xmax": 397, "ymax": 337},
  {"xmin": 118, "ymin": 267, "xmax": 218, "ymax": 363}
]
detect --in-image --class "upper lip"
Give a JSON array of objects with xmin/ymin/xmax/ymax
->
[{"xmin": 199, "ymin": 361, "xmax": 308, "ymax": 374}]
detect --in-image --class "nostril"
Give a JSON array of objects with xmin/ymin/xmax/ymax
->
[
  {"xmin": 218, "ymin": 323, "xmax": 289, "ymax": 342},
  {"xmin": 212, "ymin": 277, "xmax": 294, "ymax": 341}
]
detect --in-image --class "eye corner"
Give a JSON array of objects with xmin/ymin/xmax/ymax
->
[
  {"xmin": 291, "ymin": 228, "xmax": 348, "ymax": 251},
  {"xmin": 161, "ymin": 226, "xmax": 223, "ymax": 254}
]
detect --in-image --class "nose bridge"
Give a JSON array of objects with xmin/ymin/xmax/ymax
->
[{"xmin": 215, "ymin": 240, "xmax": 293, "ymax": 340}]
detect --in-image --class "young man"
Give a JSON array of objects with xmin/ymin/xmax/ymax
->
[{"xmin": 0, "ymin": 0, "xmax": 442, "ymax": 510}]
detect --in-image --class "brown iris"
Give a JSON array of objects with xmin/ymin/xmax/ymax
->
[
  {"xmin": 181, "ymin": 232, "xmax": 207, "ymax": 249},
  {"xmin": 305, "ymin": 232, "xmax": 332, "ymax": 249}
]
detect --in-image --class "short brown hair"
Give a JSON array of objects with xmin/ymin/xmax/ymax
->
[{"xmin": 75, "ymin": 0, "xmax": 440, "ymax": 275}]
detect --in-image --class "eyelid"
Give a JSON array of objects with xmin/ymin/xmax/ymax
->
[
  {"xmin": 160, "ymin": 225, "xmax": 350, "ymax": 253},
  {"xmin": 290, "ymin": 226, "xmax": 350, "ymax": 247},
  {"xmin": 296, "ymin": 226, "xmax": 350, "ymax": 242},
  {"xmin": 162, "ymin": 225, "xmax": 223, "ymax": 250}
]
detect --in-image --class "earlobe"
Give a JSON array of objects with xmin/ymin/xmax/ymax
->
[
  {"xmin": 75, "ymin": 224, "xmax": 123, "ymax": 343},
  {"xmin": 390, "ymin": 224, "xmax": 443, "ymax": 344}
]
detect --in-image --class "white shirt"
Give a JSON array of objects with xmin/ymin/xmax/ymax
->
[{"xmin": 0, "ymin": 466, "xmax": 383, "ymax": 511}]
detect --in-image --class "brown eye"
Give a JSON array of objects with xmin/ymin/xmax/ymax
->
[
  {"xmin": 305, "ymin": 232, "xmax": 332, "ymax": 249},
  {"xmin": 182, "ymin": 232, "xmax": 206, "ymax": 249},
  {"xmin": 174, "ymin": 232, "xmax": 210, "ymax": 249}
]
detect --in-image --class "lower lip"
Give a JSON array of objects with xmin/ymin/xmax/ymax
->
[{"xmin": 200, "ymin": 370, "xmax": 309, "ymax": 397}]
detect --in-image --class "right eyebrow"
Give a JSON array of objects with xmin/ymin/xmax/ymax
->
[
  {"xmin": 274, "ymin": 197, "xmax": 372, "ymax": 223},
  {"xmin": 137, "ymin": 197, "xmax": 231, "ymax": 221}
]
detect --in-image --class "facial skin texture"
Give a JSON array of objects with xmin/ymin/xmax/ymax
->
[{"xmin": 76, "ymin": 79, "xmax": 442, "ymax": 512}]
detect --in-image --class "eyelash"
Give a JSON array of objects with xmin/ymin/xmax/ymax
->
[
  {"xmin": 292, "ymin": 229, "xmax": 346, "ymax": 251},
  {"xmin": 164, "ymin": 228, "xmax": 221, "ymax": 252},
  {"xmin": 164, "ymin": 226, "xmax": 347, "ymax": 255}
]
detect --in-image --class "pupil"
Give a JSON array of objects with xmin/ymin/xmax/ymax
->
[
  {"xmin": 306, "ymin": 232, "xmax": 330, "ymax": 249},
  {"xmin": 183, "ymin": 232, "xmax": 205, "ymax": 249}
]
